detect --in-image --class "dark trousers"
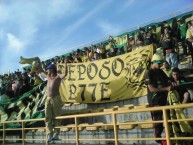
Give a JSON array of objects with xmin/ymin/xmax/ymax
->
[
  {"xmin": 151, "ymin": 110, "xmax": 164, "ymax": 144},
  {"xmin": 181, "ymin": 38, "xmax": 187, "ymax": 55}
]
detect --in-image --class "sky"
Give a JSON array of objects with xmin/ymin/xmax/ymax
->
[{"xmin": 0, "ymin": 0, "xmax": 193, "ymax": 74}]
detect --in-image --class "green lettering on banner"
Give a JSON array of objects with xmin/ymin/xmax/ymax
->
[
  {"xmin": 77, "ymin": 64, "xmax": 86, "ymax": 80},
  {"xmin": 68, "ymin": 65, "xmax": 76, "ymax": 81},
  {"xmin": 58, "ymin": 44, "xmax": 154, "ymax": 103},
  {"xmin": 100, "ymin": 82, "xmax": 110, "ymax": 101},
  {"xmin": 87, "ymin": 63, "xmax": 98, "ymax": 80},
  {"xmin": 69, "ymin": 84, "xmax": 76, "ymax": 100},
  {"xmin": 79, "ymin": 84, "xmax": 86, "ymax": 101},
  {"xmin": 99, "ymin": 61, "xmax": 111, "ymax": 80},
  {"xmin": 112, "ymin": 58, "xmax": 124, "ymax": 77},
  {"xmin": 88, "ymin": 83, "xmax": 97, "ymax": 101}
]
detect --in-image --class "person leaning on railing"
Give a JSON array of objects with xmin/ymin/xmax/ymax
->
[
  {"xmin": 145, "ymin": 52, "xmax": 173, "ymax": 145},
  {"xmin": 36, "ymin": 59, "xmax": 68, "ymax": 143}
]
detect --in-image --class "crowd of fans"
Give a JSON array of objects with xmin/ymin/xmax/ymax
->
[{"xmin": 0, "ymin": 14, "xmax": 193, "ymax": 101}]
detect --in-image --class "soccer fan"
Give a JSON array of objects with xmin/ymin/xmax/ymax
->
[{"xmin": 145, "ymin": 52, "xmax": 172, "ymax": 145}]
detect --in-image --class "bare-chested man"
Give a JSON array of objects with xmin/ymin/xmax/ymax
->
[{"xmin": 38, "ymin": 61, "xmax": 67, "ymax": 142}]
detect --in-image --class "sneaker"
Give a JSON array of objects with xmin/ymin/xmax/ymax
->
[
  {"xmin": 52, "ymin": 133, "xmax": 59, "ymax": 140},
  {"xmin": 47, "ymin": 133, "xmax": 53, "ymax": 142}
]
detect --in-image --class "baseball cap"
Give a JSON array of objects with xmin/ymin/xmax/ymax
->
[{"xmin": 46, "ymin": 64, "xmax": 57, "ymax": 71}]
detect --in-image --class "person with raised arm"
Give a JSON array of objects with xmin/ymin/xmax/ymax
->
[{"xmin": 37, "ymin": 59, "xmax": 68, "ymax": 142}]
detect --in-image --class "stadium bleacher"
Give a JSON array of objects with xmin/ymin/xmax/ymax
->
[{"xmin": 1, "ymin": 7, "xmax": 193, "ymax": 145}]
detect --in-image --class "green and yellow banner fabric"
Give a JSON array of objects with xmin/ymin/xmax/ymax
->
[
  {"xmin": 0, "ymin": 45, "xmax": 153, "ymax": 127},
  {"xmin": 168, "ymin": 91, "xmax": 193, "ymax": 145},
  {"xmin": 58, "ymin": 44, "xmax": 154, "ymax": 103},
  {"xmin": 0, "ymin": 82, "xmax": 46, "ymax": 128}
]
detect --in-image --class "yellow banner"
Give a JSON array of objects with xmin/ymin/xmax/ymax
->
[{"xmin": 58, "ymin": 45, "xmax": 153, "ymax": 103}]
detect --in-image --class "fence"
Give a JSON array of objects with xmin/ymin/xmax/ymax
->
[{"xmin": 0, "ymin": 103, "xmax": 193, "ymax": 145}]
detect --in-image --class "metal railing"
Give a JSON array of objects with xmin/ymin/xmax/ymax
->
[{"xmin": 0, "ymin": 103, "xmax": 193, "ymax": 145}]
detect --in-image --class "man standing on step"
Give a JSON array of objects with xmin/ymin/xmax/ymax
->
[
  {"xmin": 145, "ymin": 52, "xmax": 172, "ymax": 145},
  {"xmin": 37, "ymin": 60, "xmax": 68, "ymax": 142}
]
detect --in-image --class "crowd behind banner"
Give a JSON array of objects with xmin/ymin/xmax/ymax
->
[
  {"xmin": 0, "ymin": 11, "xmax": 193, "ymax": 118},
  {"xmin": 0, "ymin": 10, "xmax": 193, "ymax": 145},
  {"xmin": 58, "ymin": 45, "xmax": 153, "ymax": 103},
  {"xmin": 1, "ymin": 11, "xmax": 193, "ymax": 102}
]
